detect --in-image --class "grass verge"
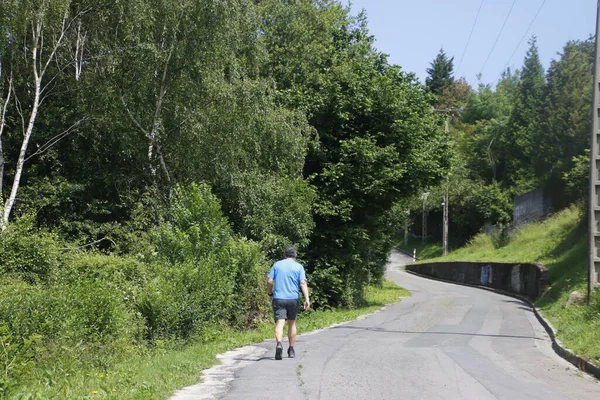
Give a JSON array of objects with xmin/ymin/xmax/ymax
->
[
  {"xmin": 421, "ymin": 205, "xmax": 600, "ymax": 365},
  {"xmin": 398, "ymin": 237, "xmax": 443, "ymax": 260},
  {"xmin": 10, "ymin": 281, "xmax": 408, "ymax": 400}
]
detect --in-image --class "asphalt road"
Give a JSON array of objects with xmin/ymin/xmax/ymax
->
[{"xmin": 173, "ymin": 250, "xmax": 600, "ymax": 400}]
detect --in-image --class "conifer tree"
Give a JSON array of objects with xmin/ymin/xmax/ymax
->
[
  {"xmin": 425, "ymin": 48, "xmax": 455, "ymax": 97},
  {"xmin": 498, "ymin": 37, "xmax": 545, "ymax": 190}
]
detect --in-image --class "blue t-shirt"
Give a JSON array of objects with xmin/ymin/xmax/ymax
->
[{"xmin": 268, "ymin": 259, "xmax": 306, "ymax": 300}]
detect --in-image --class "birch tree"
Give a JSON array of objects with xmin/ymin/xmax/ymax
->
[
  {"xmin": 0, "ymin": 0, "xmax": 78, "ymax": 228},
  {"xmin": 0, "ymin": 0, "xmax": 16, "ymax": 218},
  {"xmin": 114, "ymin": 0, "xmax": 218, "ymax": 187},
  {"xmin": 112, "ymin": 0, "xmax": 271, "ymax": 188}
]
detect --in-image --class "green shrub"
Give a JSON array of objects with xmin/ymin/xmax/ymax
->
[
  {"xmin": 156, "ymin": 183, "xmax": 231, "ymax": 264},
  {"xmin": 140, "ymin": 183, "xmax": 270, "ymax": 340},
  {"xmin": 0, "ymin": 254, "xmax": 146, "ymax": 387},
  {"xmin": 0, "ymin": 182, "xmax": 274, "ymax": 390},
  {"xmin": 227, "ymin": 173, "xmax": 316, "ymax": 260},
  {"xmin": 135, "ymin": 267, "xmax": 185, "ymax": 340},
  {"xmin": 0, "ymin": 214, "xmax": 63, "ymax": 282},
  {"xmin": 59, "ymin": 253, "xmax": 149, "ymax": 305},
  {"xmin": 0, "ymin": 321, "xmax": 45, "ymax": 395},
  {"xmin": 225, "ymin": 238, "xmax": 270, "ymax": 327},
  {"xmin": 0, "ymin": 274, "xmax": 141, "ymax": 347}
]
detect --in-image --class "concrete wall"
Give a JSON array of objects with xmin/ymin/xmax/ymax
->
[
  {"xmin": 513, "ymin": 188, "xmax": 550, "ymax": 226},
  {"xmin": 406, "ymin": 261, "xmax": 548, "ymax": 297}
]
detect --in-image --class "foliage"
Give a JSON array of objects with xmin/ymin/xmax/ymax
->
[
  {"xmin": 0, "ymin": 214, "xmax": 63, "ymax": 282},
  {"xmin": 147, "ymin": 183, "xmax": 270, "ymax": 338},
  {"xmin": 437, "ymin": 78, "xmax": 472, "ymax": 113},
  {"xmin": 533, "ymin": 39, "xmax": 594, "ymax": 208},
  {"xmin": 0, "ymin": 260, "xmax": 143, "ymax": 394},
  {"xmin": 411, "ymin": 33, "xmax": 593, "ymax": 248},
  {"xmin": 0, "ymin": 184, "xmax": 274, "ymax": 393},
  {"xmin": 259, "ymin": 0, "xmax": 450, "ymax": 307},
  {"xmin": 499, "ymin": 37, "xmax": 545, "ymax": 191},
  {"xmin": 563, "ymin": 151, "xmax": 590, "ymax": 202},
  {"xmin": 425, "ymin": 48, "xmax": 455, "ymax": 97},
  {"xmin": 227, "ymin": 172, "xmax": 316, "ymax": 259}
]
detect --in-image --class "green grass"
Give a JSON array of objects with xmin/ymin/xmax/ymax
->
[
  {"xmin": 10, "ymin": 281, "xmax": 408, "ymax": 400},
  {"xmin": 398, "ymin": 236, "xmax": 443, "ymax": 260},
  {"xmin": 421, "ymin": 205, "xmax": 600, "ymax": 365}
]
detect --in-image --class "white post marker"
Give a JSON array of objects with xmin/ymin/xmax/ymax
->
[{"xmin": 413, "ymin": 248, "xmax": 416, "ymax": 262}]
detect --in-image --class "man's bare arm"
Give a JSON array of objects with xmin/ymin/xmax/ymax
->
[
  {"xmin": 300, "ymin": 279, "xmax": 310, "ymax": 311},
  {"xmin": 267, "ymin": 278, "xmax": 274, "ymax": 297}
]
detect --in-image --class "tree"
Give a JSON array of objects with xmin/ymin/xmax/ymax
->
[
  {"xmin": 0, "ymin": 0, "xmax": 81, "ymax": 229},
  {"xmin": 425, "ymin": 48, "xmax": 455, "ymax": 97},
  {"xmin": 462, "ymin": 84, "xmax": 497, "ymax": 123},
  {"xmin": 438, "ymin": 78, "xmax": 472, "ymax": 114},
  {"xmin": 498, "ymin": 37, "xmax": 545, "ymax": 190},
  {"xmin": 259, "ymin": 0, "xmax": 450, "ymax": 307},
  {"xmin": 0, "ymin": 0, "xmax": 317, "ymax": 254},
  {"xmin": 533, "ymin": 39, "xmax": 594, "ymax": 207}
]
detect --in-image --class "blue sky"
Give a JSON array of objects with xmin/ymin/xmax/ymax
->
[{"xmin": 342, "ymin": 0, "xmax": 596, "ymax": 86}]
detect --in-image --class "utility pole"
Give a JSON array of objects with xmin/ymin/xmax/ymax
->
[
  {"xmin": 442, "ymin": 191, "xmax": 448, "ymax": 256},
  {"xmin": 443, "ymin": 118, "xmax": 450, "ymax": 256},
  {"xmin": 421, "ymin": 192, "xmax": 429, "ymax": 243},
  {"xmin": 404, "ymin": 210, "xmax": 410, "ymax": 248},
  {"xmin": 588, "ymin": 0, "xmax": 600, "ymax": 302}
]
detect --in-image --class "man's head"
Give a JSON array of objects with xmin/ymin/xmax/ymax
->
[{"xmin": 285, "ymin": 246, "xmax": 298, "ymax": 259}]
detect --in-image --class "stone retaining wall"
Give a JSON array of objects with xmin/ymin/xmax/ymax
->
[{"xmin": 406, "ymin": 261, "xmax": 548, "ymax": 297}]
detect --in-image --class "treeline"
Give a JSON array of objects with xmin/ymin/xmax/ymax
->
[
  {"xmin": 0, "ymin": 0, "xmax": 448, "ymax": 391},
  {"xmin": 405, "ymin": 37, "xmax": 594, "ymax": 244}
]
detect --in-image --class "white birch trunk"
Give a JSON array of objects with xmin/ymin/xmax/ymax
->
[
  {"xmin": 122, "ymin": 35, "xmax": 175, "ymax": 185},
  {"xmin": 74, "ymin": 20, "xmax": 85, "ymax": 81},
  {"xmin": 2, "ymin": 15, "xmax": 68, "ymax": 228},
  {"xmin": 2, "ymin": 78, "xmax": 40, "ymax": 226},
  {"xmin": 0, "ymin": 71, "xmax": 12, "ymax": 207}
]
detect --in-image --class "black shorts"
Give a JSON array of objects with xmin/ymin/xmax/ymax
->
[{"xmin": 272, "ymin": 298, "xmax": 299, "ymax": 321}]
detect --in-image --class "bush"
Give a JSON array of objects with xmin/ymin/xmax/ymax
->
[
  {"xmin": 0, "ymin": 268, "xmax": 143, "ymax": 390},
  {"xmin": 0, "ymin": 214, "xmax": 63, "ymax": 282},
  {"xmin": 223, "ymin": 238, "xmax": 270, "ymax": 327},
  {"xmin": 138, "ymin": 183, "xmax": 270, "ymax": 340},
  {"xmin": 227, "ymin": 173, "xmax": 316, "ymax": 260},
  {"xmin": 155, "ymin": 183, "xmax": 231, "ymax": 264},
  {"xmin": 0, "ymin": 182, "xmax": 274, "ymax": 390}
]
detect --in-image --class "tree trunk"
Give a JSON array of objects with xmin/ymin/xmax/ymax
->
[
  {"xmin": 2, "ymin": 15, "xmax": 65, "ymax": 227},
  {"xmin": 0, "ymin": 70, "xmax": 14, "ymax": 203},
  {"xmin": 0, "ymin": 137, "xmax": 4, "ymax": 203},
  {"xmin": 2, "ymin": 76, "xmax": 41, "ymax": 226}
]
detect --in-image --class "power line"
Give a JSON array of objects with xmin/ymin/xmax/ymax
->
[
  {"xmin": 457, "ymin": 0, "xmax": 486, "ymax": 73},
  {"xmin": 479, "ymin": 0, "xmax": 517, "ymax": 76},
  {"xmin": 501, "ymin": 0, "xmax": 547, "ymax": 73}
]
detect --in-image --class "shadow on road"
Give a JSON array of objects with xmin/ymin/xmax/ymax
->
[{"xmin": 332, "ymin": 325, "xmax": 546, "ymax": 341}]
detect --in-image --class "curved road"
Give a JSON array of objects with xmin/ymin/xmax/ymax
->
[{"xmin": 175, "ymin": 251, "xmax": 600, "ymax": 400}]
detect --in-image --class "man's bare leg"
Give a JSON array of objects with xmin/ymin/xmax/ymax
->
[
  {"xmin": 288, "ymin": 320, "xmax": 297, "ymax": 346},
  {"xmin": 274, "ymin": 319, "xmax": 286, "ymax": 360},
  {"xmin": 275, "ymin": 319, "xmax": 286, "ymax": 343},
  {"xmin": 287, "ymin": 320, "xmax": 297, "ymax": 358}
]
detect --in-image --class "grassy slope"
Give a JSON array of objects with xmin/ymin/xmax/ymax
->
[
  {"xmin": 12, "ymin": 282, "xmax": 409, "ymax": 400},
  {"xmin": 400, "ymin": 237, "xmax": 443, "ymax": 260},
  {"xmin": 420, "ymin": 206, "xmax": 600, "ymax": 365}
]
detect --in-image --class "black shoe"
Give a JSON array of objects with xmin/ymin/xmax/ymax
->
[
  {"xmin": 275, "ymin": 342, "xmax": 283, "ymax": 360},
  {"xmin": 288, "ymin": 346, "xmax": 295, "ymax": 358}
]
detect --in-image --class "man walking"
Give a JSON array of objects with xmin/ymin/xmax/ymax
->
[{"xmin": 267, "ymin": 246, "xmax": 310, "ymax": 360}]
